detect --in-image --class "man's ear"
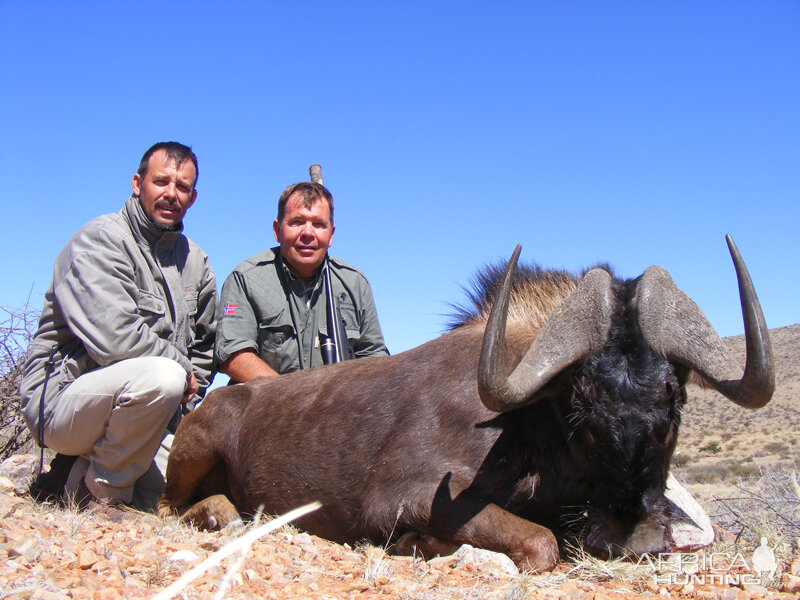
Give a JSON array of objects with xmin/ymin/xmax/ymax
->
[
  {"xmin": 187, "ymin": 189, "xmax": 197, "ymax": 209},
  {"xmin": 132, "ymin": 173, "xmax": 142, "ymax": 196},
  {"xmin": 273, "ymin": 219, "xmax": 281, "ymax": 243},
  {"xmin": 328, "ymin": 225, "xmax": 335, "ymax": 248}
]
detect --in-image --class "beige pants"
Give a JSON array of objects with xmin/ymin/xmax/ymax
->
[{"xmin": 45, "ymin": 356, "xmax": 186, "ymax": 507}]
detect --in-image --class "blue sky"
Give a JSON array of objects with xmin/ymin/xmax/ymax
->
[{"xmin": 1, "ymin": 1, "xmax": 798, "ymax": 379}]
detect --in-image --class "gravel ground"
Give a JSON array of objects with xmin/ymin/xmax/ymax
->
[{"xmin": 1, "ymin": 456, "xmax": 799, "ymax": 600}]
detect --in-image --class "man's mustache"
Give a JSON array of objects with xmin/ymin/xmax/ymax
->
[{"xmin": 155, "ymin": 199, "xmax": 182, "ymax": 211}]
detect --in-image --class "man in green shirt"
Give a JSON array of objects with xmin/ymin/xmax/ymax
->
[{"xmin": 215, "ymin": 181, "xmax": 388, "ymax": 382}]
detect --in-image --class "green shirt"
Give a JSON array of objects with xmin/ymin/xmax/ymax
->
[{"xmin": 215, "ymin": 248, "xmax": 388, "ymax": 375}]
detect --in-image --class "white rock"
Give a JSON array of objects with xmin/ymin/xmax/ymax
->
[
  {"xmin": 169, "ymin": 550, "xmax": 200, "ymax": 562},
  {"xmin": 664, "ymin": 473, "xmax": 714, "ymax": 551},
  {"xmin": 453, "ymin": 544, "xmax": 519, "ymax": 577}
]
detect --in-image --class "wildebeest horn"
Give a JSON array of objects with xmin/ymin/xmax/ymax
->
[
  {"xmin": 634, "ymin": 235, "xmax": 774, "ymax": 409},
  {"xmin": 478, "ymin": 245, "xmax": 614, "ymax": 412}
]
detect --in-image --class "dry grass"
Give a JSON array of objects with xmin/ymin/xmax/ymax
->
[
  {"xmin": 151, "ymin": 502, "xmax": 321, "ymax": 600},
  {"xmin": 707, "ymin": 470, "xmax": 800, "ymax": 555}
]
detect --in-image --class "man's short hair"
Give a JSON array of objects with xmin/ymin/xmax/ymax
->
[
  {"xmin": 137, "ymin": 142, "xmax": 199, "ymax": 189},
  {"xmin": 277, "ymin": 182, "xmax": 334, "ymax": 224}
]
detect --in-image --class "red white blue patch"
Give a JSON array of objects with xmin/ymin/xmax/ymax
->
[{"xmin": 223, "ymin": 303, "xmax": 237, "ymax": 315}]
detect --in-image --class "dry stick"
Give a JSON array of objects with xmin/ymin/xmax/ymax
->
[
  {"xmin": 713, "ymin": 479, "xmax": 800, "ymax": 531},
  {"xmin": 152, "ymin": 502, "xmax": 321, "ymax": 600},
  {"xmin": 213, "ymin": 506, "xmax": 267, "ymax": 600}
]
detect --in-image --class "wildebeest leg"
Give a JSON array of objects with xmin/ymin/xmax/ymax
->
[
  {"xmin": 157, "ymin": 411, "xmax": 240, "ymax": 530},
  {"xmin": 171, "ymin": 494, "xmax": 241, "ymax": 530},
  {"xmin": 413, "ymin": 500, "xmax": 559, "ymax": 572}
]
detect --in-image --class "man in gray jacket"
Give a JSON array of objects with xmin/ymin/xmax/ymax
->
[{"xmin": 20, "ymin": 141, "xmax": 217, "ymax": 510}]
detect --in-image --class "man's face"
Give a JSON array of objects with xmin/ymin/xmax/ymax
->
[
  {"xmin": 132, "ymin": 150, "xmax": 197, "ymax": 229},
  {"xmin": 273, "ymin": 193, "xmax": 335, "ymax": 278}
]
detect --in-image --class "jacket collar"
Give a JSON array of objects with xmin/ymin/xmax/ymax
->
[{"xmin": 122, "ymin": 195, "xmax": 183, "ymax": 249}]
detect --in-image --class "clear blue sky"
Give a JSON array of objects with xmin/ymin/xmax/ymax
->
[{"xmin": 1, "ymin": 2, "xmax": 798, "ymax": 378}]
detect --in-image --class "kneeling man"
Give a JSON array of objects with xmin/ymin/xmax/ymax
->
[{"xmin": 20, "ymin": 142, "xmax": 217, "ymax": 510}]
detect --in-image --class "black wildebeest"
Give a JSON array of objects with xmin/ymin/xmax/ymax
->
[{"xmin": 159, "ymin": 235, "xmax": 773, "ymax": 571}]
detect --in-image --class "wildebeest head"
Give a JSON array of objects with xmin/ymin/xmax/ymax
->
[
  {"xmin": 564, "ymin": 294, "xmax": 686, "ymax": 557},
  {"xmin": 470, "ymin": 235, "xmax": 773, "ymax": 557}
]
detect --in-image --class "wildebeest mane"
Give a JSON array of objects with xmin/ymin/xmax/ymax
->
[{"xmin": 447, "ymin": 258, "xmax": 616, "ymax": 332}]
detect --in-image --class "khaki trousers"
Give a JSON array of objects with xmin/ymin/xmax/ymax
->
[{"xmin": 45, "ymin": 356, "xmax": 186, "ymax": 507}]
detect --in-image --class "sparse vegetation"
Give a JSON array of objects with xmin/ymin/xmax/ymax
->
[
  {"xmin": 671, "ymin": 452, "xmax": 690, "ymax": 468},
  {"xmin": 708, "ymin": 470, "xmax": 800, "ymax": 558},
  {"xmin": 764, "ymin": 441, "xmax": 789, "ymax": 455},
  {"xmin": 0, "ymin": 299, "xmax": 39, "ymax": 461},
  {"xmin": 699, "ymin": 441, "xmax": 722, "ymax": 455}
]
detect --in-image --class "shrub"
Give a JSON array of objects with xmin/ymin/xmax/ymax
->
[
  {"xmin": 708, "ymin": 470, "xmax": 800, "ymax": 557},
  {"xmin": 764, "ymin": 441, "xmax": 788, "ymax": 455},
  {"xmin": 727, "ymin": 461, "xmax": 760, "ymax": 479},
  {"xmin": 699, "ymin": 442, "xmax": 722, "ymax": 455},
  {"xmin": 671, "ymin": 453, "xmax": 691, "ymax": 468},
  {"xmin": 0, "ymin": 300, "xmax": 39, "ymax": 461}
]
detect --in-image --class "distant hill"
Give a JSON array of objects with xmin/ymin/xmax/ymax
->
[{"xmin": 672, "ymin": 324, "xmax": 800, "ymax": 500}]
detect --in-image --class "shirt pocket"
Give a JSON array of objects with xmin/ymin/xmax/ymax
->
[
  {"xmin": 335, "ymin": 292, "xmax": 360, "ymax": 342},
  {"xmin": 257, "ymin": 322, "xmax": 296, "ymax": 373},
  {"xmin": 137, "ymin": 289, "xmax": 169, "ymax": 336}
]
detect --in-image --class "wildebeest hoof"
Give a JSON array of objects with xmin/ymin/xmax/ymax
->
[
  {"xmin": 519, "ymin": 531, "xmax": 559, "ymax": 572},
  {"xmin": 181, "ymin": 494, "xmax": 241, "ymax": 531}
]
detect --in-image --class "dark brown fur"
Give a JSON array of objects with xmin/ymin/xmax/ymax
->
[{"xmin": 160, "ymin": 266, "xmax": 683, "ymax": 570}]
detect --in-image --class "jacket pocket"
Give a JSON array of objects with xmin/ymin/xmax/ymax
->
[
  {"xmin": 137, "ymin": 290, "xmax": 168, "ymax": 336},
  {"xmin": 184, "ymin": 288, "xmax": 199, "ymax": 343},
  {"xmin": 184, "ymin": 291, "xmax": 199, "ymax": 316}
]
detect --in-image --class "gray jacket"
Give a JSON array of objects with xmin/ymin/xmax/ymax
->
[{"xmin": 20, "ymin": 195, "xmax": 217, "ymax": 430}]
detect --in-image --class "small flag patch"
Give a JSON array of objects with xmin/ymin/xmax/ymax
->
[{"xmin": 223, "ymin": 303, "xmax": 237, "ymax": 315}]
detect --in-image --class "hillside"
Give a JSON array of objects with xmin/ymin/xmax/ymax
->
[{"xmin": 673, "ymin": 324, "xmax": 800, "ymax": 500}]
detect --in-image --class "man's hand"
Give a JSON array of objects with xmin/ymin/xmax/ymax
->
[{"xmin": 183, "ymin": 372, "xmax": 199, "ymax": 403}]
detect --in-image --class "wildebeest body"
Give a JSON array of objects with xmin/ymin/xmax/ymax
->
[
  {"xmin": 175, "ymin": 330, "xmax": 540, "ymax": 532},
  {"xmin": 161, "ymin": 237, "xmax": 772, "ymax": 570}
]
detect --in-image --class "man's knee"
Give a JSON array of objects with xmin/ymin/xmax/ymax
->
[{"xmin": 146, "ymin": 357, "xmax": 188, "ymax": 402}]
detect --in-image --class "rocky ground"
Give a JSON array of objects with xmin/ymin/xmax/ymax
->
[{"xmin": 1, "ymin": 454, "xmax": 799, "ymax": 600}]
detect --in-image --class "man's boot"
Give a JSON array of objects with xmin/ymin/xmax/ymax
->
[{"xmin": 29, "ymin": 453, "xmax": 78, "ymax": 504}]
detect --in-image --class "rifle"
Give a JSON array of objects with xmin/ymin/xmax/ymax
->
[{"xmin": 309, "ymin": 164, "xmax": 352, "ymax": 365}]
